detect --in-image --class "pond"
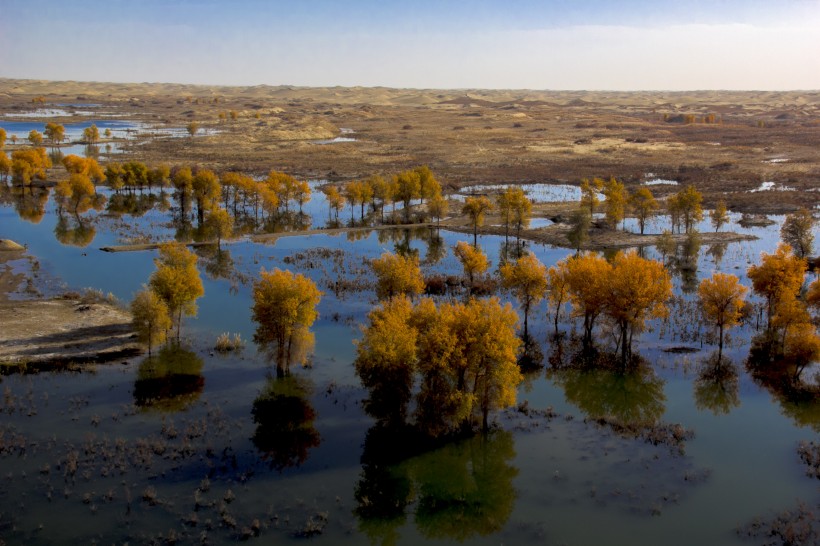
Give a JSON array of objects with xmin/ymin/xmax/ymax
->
[
  {"xmin": 455, "ymin": 183, "xmax": 603, "ymax": 203},
  {"xmin": 0, "ymin": 185, "xmax": 818, "ymax": 545},
  {"xmin": 0, "ymin": 119, "xmax": 142, "ymax": 143}
]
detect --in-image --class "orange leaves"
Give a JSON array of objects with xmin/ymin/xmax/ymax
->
[
  {"xmin": 607, "ymin": 250, "xmax": 672, "ymax": 329},
  {"xmin": 747, "ymin": 243, "xmax": 807, "ymax": 328},
  {"xmin": 561, "ymin": 250, "xmax": 671, "ymax": 358}
]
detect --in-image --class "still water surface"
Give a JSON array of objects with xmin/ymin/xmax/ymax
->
[{"xmin": 0, "ymin": 187, "xmax": 817, "ymax": 545}]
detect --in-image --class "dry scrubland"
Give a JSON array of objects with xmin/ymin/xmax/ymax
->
[{"xmin": 1, "ymin": 79, "xmax": 819, "ymax": 213}]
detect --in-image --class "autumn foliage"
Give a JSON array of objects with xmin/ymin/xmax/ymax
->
[
  {"xmin": 252, "ymin": 268, "xmax": 323, "ymax": 371},
  {"xmin": 371, "ymin": 252, "xmax": 425, "ymax": 300},
  {"xmin": 355, "ymin": 296, "xmax": 522, "ymax": 434}
]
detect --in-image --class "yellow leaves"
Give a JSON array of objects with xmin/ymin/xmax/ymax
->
[
  {"xmin": 780, "ymin": 208, "xmax": 815, "ymax": 258},
  {"xmin": 499, "ymin": 253, "xmax": 547, "ymax": 336},
  {"xmin": 130, "ymin": 288, "xmax": 172, "ymax": 353},
  {"xmin": 11, "ymin": 147, "xmax": 51, "ymax": 186},
  {"xmin": 356, "ymin": 295, "xmax": 418, "ymax": 373},
  {"xmin": 630, "ymin": 187, "xmax": 658, "ymax": 235},
  {"xmin": 698, "ymin": 273, "xmax": 747, "ymax": 331},
  {"xmin": 149, "ymin": 242, "xmax": 204, "ymax": 328},
  {"xmin": 355, "ymin": 296, "xmax": 522, "ymax": 433},
  {"xmin": 500, "ymin": 253, "xmax": 548, "ymax": 306},
  {"xmin": 252, "ymin": 268, "xmax": 323, "ymax": 369},
  {"xmin": 783, "ymin": 323, "xmax": 820, "ymax": 372},
  {"xmin": 668, "ymin": 185, "xmax": 703, "ymax": 233},
  {"xmin": 747, "ymin": 243, "xmax": 807, "ymax": 327},
  {"xmin": 371, "ymin": 252, "xmax": 425, "ymax": 300},
  {"xmin": 580, "ymin": 177, "xmax": 603, "ymax": 215},
  {"xmin": 461, "ymin": 196, "xmax": 493, "ymax": 231},
  {"xmin": 495, "ymin": 186, "xmax": 532, "ymax": 236},
  {"xmin": 602, "ymin": 177, "xmax": 627, "ymax": 229},
  {"xmin": 564, "ymin": 252, "xmax": 611, "ymax": 322},
  {"xmin": 710, "ymin": 200, "xmax": 730, "ymax": 233},
  {"xmin": 204, "ymin": 206, "xmax": 233, "ymax": 247},
  {"xmin": 607, "ymin": 250, "xmax": 672, "ymax": 328},
  {"xmin": 560, "ymin": 250, "xmax": 671, "ymax": 356},
  {"xmin": 82, "ymin": 124, "xmax": 100, "ymax": 143},
  {"xmin": 427, "ymin": 192, "xmax": 449, "ymax": 224},
  {"xmin": 44, "ymin": 122, "xmax": 65, "ymax": 145},
  {"xmin": 453, "ymin": 241, "xmax": 489, "ymax": 285}
]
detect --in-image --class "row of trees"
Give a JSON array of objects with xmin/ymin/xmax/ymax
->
[
  {"xmin": 21, "ymin": 124, "xmax": 102, "ymax": 148},
  {"xmin": 579, "ymin": 178, "xmax": 710, "ymax": 235},
  {"xmin": 321, "ymin": 166, "xmax": 448, "ymax": 225},
  {"xmin": 459, "ymin": 187, "xmax": 534, "ymax": 244},
  {"xmin": 366, "ymin": 231, "xmax": 819, "ymax": 385}
]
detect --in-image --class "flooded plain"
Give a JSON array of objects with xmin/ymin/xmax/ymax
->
[{"xmin": 0, "ymin": 182, "xmax": 818, "ymax": 545}]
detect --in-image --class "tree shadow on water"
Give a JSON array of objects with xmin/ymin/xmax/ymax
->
[
  {"xmin": 354, "ymin": 425, "xmax": 517, "ymax": 545},
  {"xmin": 693, "ymin": 353, "xmax": 740, "ymax": 416},
  {"xmin": 250, "ymin": 373, "xmax": 320, "ymax": 471},
  {"xmin": 133, "ymin": 344, "xmax": 204, "ymax": 413}
]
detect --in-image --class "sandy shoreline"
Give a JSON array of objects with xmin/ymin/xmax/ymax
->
[{"xmin": 0, "ymin": 246, "xmax": 143, "ymax": 368}]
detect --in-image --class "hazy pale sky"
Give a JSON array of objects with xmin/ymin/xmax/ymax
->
[{"xmin": 2, "ymin": 0, "xmax": 819, "ymax": 90}]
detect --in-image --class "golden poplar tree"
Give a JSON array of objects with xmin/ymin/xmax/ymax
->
[
  {"xmin": 149, "ymin": 242, "xmax": 205, "ymax": 340},
  {"xmin": 44, "ymin": 122, "xmax": 65, "ymax": 147},
  {"xmin": 780, "ymin": 208, "xmax": 815, "ymax": 259},
  {"xmin": 354, "ymin": 295, "xmax": 418, "ymax": 424},
  {"xmin": 698, "ymin": 272, "xmax": 747, "ymax": 359},
  {"xmin": 602, "ymin": 177, "xmax": 627, "ymax": 229},
  {"xmin": 629, "ymin": 187, "xmax": 658, "ymax": 235},
  {"xmin": 546, "ymin": 261, "xmax": 570, "ymax": 332},
  {"xmin": 747, "ymin": 243, "xmax": 807, "ymax": 330},
  {"xmin": 605, "ymin": 250, "xmax": 672, "ymax": 361},
  {"xmin": 453, "ymin": 241, "xmax": 489, "ymax": 288},
  {"xmin": 461, "ymin": 196, "xmax": 493, "ymax": 245},
  {"xmin": 131, "ymin": 288, "xmax": 172, "ymax": 354},
  {"xmin": 580, "ymin": 177, "xmax": 603, "ymax": 215},
  {"xmin": 371, "ymin": 252, "xmax": 425, "ymax": 301},
  {"xmin": 252, "ymin": 268, "xmax": 322, "ymax": 371},
  {"xmin": 499, "ymin": 252, "xmax": 547, "ymax": 340},
  {"xmin": 565, "ymin": 252, "xmax": 612, "ymax": 346},
  {"xmin": 204, "ymin": 207, "xmax": 233, "ymax": 250},
  {"xmin": 192, "ymin": 169, "xmax": 221, "ymax": 224},
  {"xmin": 710, "ymin": 201, "xmax": 730, "ymax": 233}
]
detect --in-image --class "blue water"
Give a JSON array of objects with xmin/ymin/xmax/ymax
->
[{"xmin": 0, "ymin": 187, "xmax": 817, "ymax": 545}]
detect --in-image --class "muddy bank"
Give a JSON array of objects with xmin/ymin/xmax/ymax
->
[
  {"xmin": 0, "ymin": 249, "xmax": 143, "ymax": 368},
  {"xmin": 447, "ymin": 223, "xmax": 757, "ymax": 250}
]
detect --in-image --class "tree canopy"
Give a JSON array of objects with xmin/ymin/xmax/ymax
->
[{"xmin": 252, "ymin": 268, "xmax": 322, "ymax": 371}]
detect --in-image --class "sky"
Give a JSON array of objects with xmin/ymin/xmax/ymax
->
[{"xmin": 1, "ymin": 0, "xmax": 819, "ymax": 90}]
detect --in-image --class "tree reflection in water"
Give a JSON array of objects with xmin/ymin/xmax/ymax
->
[
  {"xmin": 693, "ymin": 354, "xmax": 740, "ymax": 416},
  {"xmin": 10, "ymin": 186, "xmax": 50, "ymax": 224},
  {"xmin": 747, "ymin": 336, "xmax": 820, "ymax": 433},
  {"xmin": 106, "ymin": 192, "xmax": 158, "ymax": 217},
  {"xmin": 54, "ymin": 214, "xmax": 96, "ymax": 247},
  {"xmin": 355, "ymin": 426, "xmax": 517, "ymax": 544},
  {"xmin": 549, "ymin": 363, "xmax": 666, "ymax": 425},
  {"xmin": 251, "ymin": 373, "xmax": 320, "ymax": 471},
  {"xmin": 423, "ymin": 231, "xmax": 446, "ymax": 265},
  {"xmin": 133, "ymin": 345, "xmax": 204, "ymax": 412}
]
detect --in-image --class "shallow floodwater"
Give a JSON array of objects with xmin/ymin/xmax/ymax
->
[{"xmin": 0, "ymin": 187, "xmax": 818, "ymax": 545}]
